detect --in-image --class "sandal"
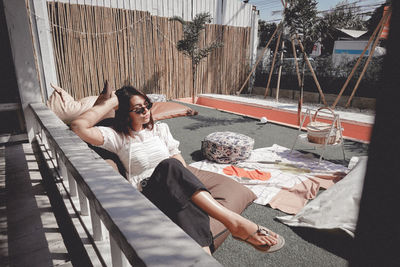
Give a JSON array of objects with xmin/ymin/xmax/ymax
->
[{"xmin": 232, "ymin": 225, "xmax": 285, "ymax": 253}]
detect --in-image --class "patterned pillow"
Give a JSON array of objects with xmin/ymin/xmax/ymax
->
[
  {"xmin": 151, "ymin": 102, "xmax": 197, "ymax": 121},
  {"xmin": 147, "ymin": 94, "xmax": 167, "ymax": 102},
  {"xmin": 47, "ymin": 83, "xmax": 114, "ymax": 124},
  {"xmin": 201, "ymin": 132, "xmax": 254, "ymax": 164},
  {"xmin": 47, "ymin": 83, "xmax": 97, "ymax": 124}
]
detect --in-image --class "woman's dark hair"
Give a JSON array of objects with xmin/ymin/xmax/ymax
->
[{"xmin": 113, "ymin": 85, "xmax": 154, "ymax": 135}]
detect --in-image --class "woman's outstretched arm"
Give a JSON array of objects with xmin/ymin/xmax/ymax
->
[
  {"xmin": 171, "ymin": 153, "xmax": 187, "ymax": 167},
  {"xmin": 70, "ymin": 96, "xmax": 118, "ymax": 146}
]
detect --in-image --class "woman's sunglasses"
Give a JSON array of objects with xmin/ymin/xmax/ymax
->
[{"xmin": 129, "ymin": 102, "xmax": 153, "ymax": 115}]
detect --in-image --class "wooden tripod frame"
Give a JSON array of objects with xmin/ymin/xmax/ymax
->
[
  {"xmin": 264, "ymin": 29, "xmax": 283, "ymax": 97},
  {"xmin": 236, "ymin": 24, "xmax": 282, "ymax": 95},
  {"xmin": 331, "ymin": 6, "xmax": 392, "ymax": 109},
  {"xmin": 294, "ymin": 34, "xmax": 327, "ymax": 106}
]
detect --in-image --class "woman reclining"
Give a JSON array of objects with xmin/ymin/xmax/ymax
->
[{"xmin": 70, "ymin": 85, "xmax": 285, "ymax": 255}]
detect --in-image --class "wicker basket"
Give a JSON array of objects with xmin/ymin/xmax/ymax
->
[{"xmin": 306, "ymin": 107, "xmax": 340, "ymax": 145}]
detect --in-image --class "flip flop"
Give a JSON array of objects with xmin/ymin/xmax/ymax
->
[{"xmin": 232, "ymin": 225, "xmax": 285, "ymax": 253}]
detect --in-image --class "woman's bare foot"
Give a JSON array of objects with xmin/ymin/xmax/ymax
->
[
  {"xmin": 189, "ymin": 190, "xmax": 284, "ymax": 252},
  {"xmin": 202, "ymin": 246, "xmax": 211, "ymax": 255},
  {"xmin": 50, "ymin": 83, "xmax": 63, "ymax": 92},
  {"xmin": 228, "ymin": 215, "xmax": 279, "ymax": 247}
]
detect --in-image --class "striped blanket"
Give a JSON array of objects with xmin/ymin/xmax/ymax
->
[{"xmin": 190, "ymin": 144, "xmax": 349, "ymax": 214}]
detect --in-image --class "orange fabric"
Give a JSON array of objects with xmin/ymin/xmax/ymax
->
[{"xmin": 223, "ymin": 165, "xmax": 271, "ymax": 181}]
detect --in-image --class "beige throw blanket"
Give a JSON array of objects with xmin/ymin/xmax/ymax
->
[{"xmin": 190, "ymin": 144, "xmax": 348, "ymax": 214}]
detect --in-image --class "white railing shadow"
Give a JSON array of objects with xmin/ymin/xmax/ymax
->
[{"xmin": 28, "ymin": 102, "xmax": 221, "ymax": 267}]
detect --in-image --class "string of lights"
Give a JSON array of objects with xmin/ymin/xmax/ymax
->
[
  {"xmin": 19, "ymin": 3, "xmax": 248, "ymax": 68},
  {"xmin": 22, "ymin": 5, "xmax": 232, "ymax": 46}
]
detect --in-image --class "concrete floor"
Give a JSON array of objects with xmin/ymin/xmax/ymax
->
[
  {"xmin": 0, "ymin": 143, "xmax": 71, "ymax": 267},
  {"xmin": 166, "ymin": 102, "xmax": 369, "ymax": 267},
  {"xmin": 0, "ymin": 101, "xmax": 370, "ymax": 267}
]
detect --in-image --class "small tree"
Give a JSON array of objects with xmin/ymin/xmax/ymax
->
[
  {"xmin": 317, "ymin": 1, "xmax": 367, "ymax": 55},
  {"xmin": 284, "ymin": 0, "xmax": 319, "ymax": 54},
  {"xmin": 170, "ymin": 12, "xmax": 222, "ymax": 103},
  {"xmin": 258, "ymin": 20, "xmax": 278, "ymax": 49}
]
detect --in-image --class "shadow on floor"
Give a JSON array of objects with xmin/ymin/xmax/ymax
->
[
  {"xmin": 289, "ymin": 226, "xmax": 354, "ymax": 260},
  {"xmin": 190, "ymin": 149, "xmax": 204, "ymax": 162}
]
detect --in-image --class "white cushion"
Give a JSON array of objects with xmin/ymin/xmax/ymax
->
[{"xmin": 277, "ymin": 156, "xmax": 368, "ymax": 237}]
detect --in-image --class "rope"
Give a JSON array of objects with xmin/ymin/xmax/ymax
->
[
  {"xmin": 23, "ymin": 1, "xmax": 253, "ymax": 97},
  {"xmin": 27, "ymin": 3, "xmax": 236, "ymax": 45},
  {"xmin": 28, "ymin": 8, "xmax": 151, "ymax": 36}
]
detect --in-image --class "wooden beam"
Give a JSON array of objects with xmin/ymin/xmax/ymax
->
[
  {"xmin": 291, "ymin": 37, "xmax": 302, "ymax": 87},
  {"xmin": 0, "ymin": 103, "xmax": 21, "ymax": 112},
  {"xmin": 345, "ymin": 8, "xmax": 391, "ymax": 108},
  {"xmin": 291, "ymin": 37, "xmax": 303, "ymax": 125},
  {"xmin": 295, "ymin": 34, "xmax": 327, "ymax": 106},
  {"xmin": 275, "ymin": 40, "xmax": 285, "ymax": 101},
  {"xmin": 236, "ymin": 23, "xmax": 281, "ymax": 95},
  {"xmin": 264, "ymin": 29, "xmax": 283, "ymax": 98},
  {"xmin": 331, "ymin": 11, "xmax": 388, "ymax": 109}
]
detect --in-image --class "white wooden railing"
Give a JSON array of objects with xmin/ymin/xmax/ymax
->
[{"xmin": 28, "ymin": 102, "xmax": 221, "ymax": 267}]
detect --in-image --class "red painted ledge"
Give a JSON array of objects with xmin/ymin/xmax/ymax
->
[{"xmin": 176, "ymin": 96, "xmax": 372, "ymax": 143}]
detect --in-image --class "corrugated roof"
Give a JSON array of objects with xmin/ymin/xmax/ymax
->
[{"xmin": 336, "ymin": 28, "xmax": 368, "ymax": 38}]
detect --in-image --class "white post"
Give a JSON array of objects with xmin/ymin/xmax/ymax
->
[
  {"xmin": 90, "ymin": 202, "xmax": 103, "ymax": 241},
  {"xmin": 50, "ymin": 145, "xmax": 58, "ymax": 169},
  {"xmin": 248, "ymin": 7, "xmax": 259, "ymax": 94},
  {"xmin": 110, "ymin": 235, "xmax": 130, "ymax": 267},
  {"xmin": 41, "ymin": 129, "xmax": 47, "ymax": 148},
  {"xmin": 77, "ymin": 186, "xmax": 89, "ymax": 216},
  {"xmin": 67, "ymin": 170, "xmax": 77, "ymax": 197},
  {"xmin": 30, "ymin": 110, "xmax": 40, "ymax": 137},
  {"xmin": 30, "ymin": 0, "xmax": 58, "ymax": 99},
  {"xmin": 59, "ymin": 162, "xmax": 78, "ymax": 197},
  {"xmin": 3, "ymin": 0, "xmax": 44, "ymax": 142}
]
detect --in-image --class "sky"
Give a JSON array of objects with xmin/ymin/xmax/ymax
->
[{"xmin": 250, "ymin": 0, "xmax": 387, "ymax": 22}]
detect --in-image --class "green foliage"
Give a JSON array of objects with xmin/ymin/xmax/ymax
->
[
  {"xmin": 323, "ymin": 1, "xmax": 366, "ymax": 30},
  {"xmin": 283, "ymin": 0, "xmax": 373, "ymax": 55},
  {"xmin": 300, "ymin": 55, "xmax": 384, "ymax": 82},
  {"xmin": 314, "ymin": 56, "xmax": 341, "ymax": 77},
  {"xmin": 170, "ymin": 12, "xmax": 223, "ymax": 101},
  {"xmin": 340, "ymin": 56, "xmax": 384, "ymax": 82},
  {"xmin": 258, "ymin": 20, "xmax": 278, "ymax": 48},
  {"xmin": 284, "ymin": 0, "xmax": 319, "ymax": 54},
  {"xmin": 317, "ymin": 1, "xmax": 367, "ymax": 55},
  {"xmin": 366, "ymin": 2, "xmax": 390, "ymax": 37},
  {"xmin": 170, "ymin": 12, "xmax": 223, "ymax": 66},
  {"xmin": 366, "ymin": 4, "xmax": 384, "ymax": 33},
  {"xmin": 254, "ymin": 55, "xmax": 383, "ymax": 97}
]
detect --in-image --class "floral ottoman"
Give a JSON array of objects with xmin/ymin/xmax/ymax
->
[
  {"xmin": 147, "ymin": 94, "xmax": 167, "ymax": 102},
  {"xmin": 201, "ymin": 132, "xmax": 254, "ymax": 164}
]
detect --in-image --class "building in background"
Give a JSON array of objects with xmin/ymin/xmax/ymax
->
[{"xmin": 332, "ymin": 28, "xmax": 371, "ymax": 66}]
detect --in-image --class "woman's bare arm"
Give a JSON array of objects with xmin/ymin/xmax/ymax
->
[
  {"xmin": 70, "ymin": 96, "xmax": 118, "ymax": 146},
  {"xmin": 171, "ymin": 153, "xmax": 187, "ymax": 167}
]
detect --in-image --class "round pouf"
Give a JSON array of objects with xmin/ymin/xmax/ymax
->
[{"xmin": 201, "ymin": 132, "xmax": 254, "ymax": 164}]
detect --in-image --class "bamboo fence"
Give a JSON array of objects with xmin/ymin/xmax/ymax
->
[{"xmin": 48, "ymin": 2, "xmax": 252, "ymax": 100}]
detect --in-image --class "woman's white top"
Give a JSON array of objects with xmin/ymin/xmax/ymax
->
[{"xmin": 96, "ymin": 122, "xmax": 180, "ymax": 189}]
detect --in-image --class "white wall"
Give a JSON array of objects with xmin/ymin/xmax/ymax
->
[
  {"xmin": 52, "ymin": 0, "xmax": 256, "ymax": 27},
  {"xmin": 26, "ymin": 0, "xmax": 259, "ymax": 98},
  {"xmin": 332, "ymin": 40, "xmax": 370, "ymax": 66},
  {"xmin": 3, "ymin": 0, "xmax": 46, "ymax": 141}
]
